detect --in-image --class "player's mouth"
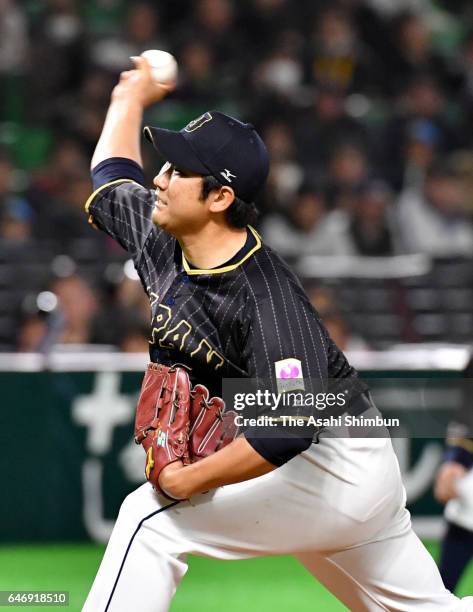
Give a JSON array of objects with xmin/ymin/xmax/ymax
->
[{"xmin": 155, "ymin": 197, "xmax": 168, "ymax": 209}]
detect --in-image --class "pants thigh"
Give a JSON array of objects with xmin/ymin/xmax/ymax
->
[
  {"xmin": 147, "ymin": 441, "xmax": 406, "ymax": 557},
  {"xmin": 297, "ymin": 528, "xmax": 458, "ymax": 612},
  {"xmin": 101, "ymin": 438, "xmax": 405, "ymax": 563},
  {"xmin": 86, "ymin": 437, "xmax": 404, "ymax": 611}
]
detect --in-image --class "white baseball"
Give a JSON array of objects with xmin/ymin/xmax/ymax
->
[{"xmin": 141, "ymin": 50, "xmax": 178, "ymax": 85}]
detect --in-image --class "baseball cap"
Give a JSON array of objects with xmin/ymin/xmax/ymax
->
[{"xmin": 143, "ymin": 111, "xmax": 269, "ymax": 203}]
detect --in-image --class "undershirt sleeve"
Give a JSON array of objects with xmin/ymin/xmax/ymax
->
[{"xmin": 246, "ymin": 435, "xmax": 312, "ymax": 467}]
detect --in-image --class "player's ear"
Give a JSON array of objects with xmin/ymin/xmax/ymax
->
[{"xmin": 207, "ymin": 185, "xmax": 235, "ymax": 213}]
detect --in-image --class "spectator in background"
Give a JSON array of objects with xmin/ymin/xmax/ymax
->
[
  {"xmin": 0, "ymin": 0, "xmax": 29, "ymax": 117},
  {"xmin": 306, "ymin": 285, "xmax": 369, "ymax": 351},
  {"xmin": 305, "ymin": 285, "xmax": 338, "ymax": 314},
  {"xmin": 27, "ymin": 139, "xmax": 109, "ymax": 254},
  {"xmin": 32, "ymin": 171, "xmax": 97, "ymax": 252},
  {"xmin": 326, "ymin": 142, "xmax": 370, "ymax": 209},
  {"xmin": 322, "ymin": 310, "xmax": 370, "ymax": 352},
  {"xmin": 0, "ymin": 197, "xmax": 33, "ymax": 243},
  {"xmin": 177, "ymin": 0, "xmax": 244, "ymax": 97},
  {"xmin": 252, "ymin": 29, "xmax": 304, "ymax": 106},
  {"xmin": 0, "ymin": 0, "xmax": 28, "ymax": 73},
  {"xmin": 16, "ymin": 314, "xmax": 48, "ymax": 352},
  {"xmin": 27, "ymin": 0, "xmax": 86, "ymax": 123},
  {"xmin": 295, "ymin": 83, "xmax": 369, "ymax": 175},
  {"xmin": 166, "ymin": 0, "xmax": 247, "ymax": 106},
  {"xmin": 397, "ymin": 161, "xmax": 473, "ymax": 257},
  {"xmin": 338, "ymin": 0, "xmax": 394, "ymax": 71},
  {"xmin": 250, "ymin": 27, "xmax": 305, "ymax": 127},
  {"xmin": 388, "ymin": 12, "xmax": 454, "ymax": 95},
  {"xmin": 59, "ymin": 70, "xmax": 116, "ymax": 155},
  {"xmin": 92, "ymin": 272, "xmax": 150, "ymax": 348},
  {"xmin": 51, "ymin": 274, "xmax": 98, "ymax": 345},
  {"xmin": 401, "ymin": 119, "xmax": 441, "ymax": 189},
  {"xmin": 174, "ymin": 41, "xmax": 218, "ymax": 106},
  {"xmin": 306, "ymin": 6, "xmax": 380, "ymax": 94},
  {"xmin": 17, "ymin": 274, "xmax": 99, "ymax": 351},
  {"xmin": 245, "ymin": 0, "xmax": 295, "ymax": 52},
  {"xmin": 117, "ymin": 316, "xmax": 150, "ymax": 353},
  {"xmin": 349, "ymin": 180, "xmax": 398, "ymax": 255},
  {"xmin": 0, "ymin": 151, "xmax": 34, "ymax": 243},
  {"xmin": 90, "ymin": 2, "xmax": 166, "ymax": 76},
  {"xmin": 265, "ymin": 175, "xmax": 398, "ymax": 257},
  {"xmin": 261, "ymin": 184, "xmax": 353, "ymax": 258},
  {"xmin": 191, "ymin": 0, "xmax": 239, "ymax": 64},
  {"xmin": 261, "ymin": 120, "xmax": 303, "ymax": 211},
  {"xmin": 383, "ymin": 75, "xmax": 462, "ymax": 190},
  {"xmin": 28, "ymin": 138, "xmax": 89, "ymax": 205}
]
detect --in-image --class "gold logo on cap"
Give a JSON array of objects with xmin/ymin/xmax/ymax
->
[{"xmin": 184, "ymin": 112, "xmax": 213, "ymax": 132}]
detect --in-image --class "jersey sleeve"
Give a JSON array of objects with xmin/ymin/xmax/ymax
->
[
  {"xmin": 240, "ymin": 261, "xmax": 329, "ymax": 465},
  {"xmin": 91, "ymin": 157, "xmax": 146, "ymax": 190},
  {"xmin": 444, "ymin": 423, "xmax": 473, "ymax": 469},
  {"xmin": 242, "ymin": 291, "xmax": 329, "ymax": 387},
  {"xmin": 85, "ymin": 179, "xmax": 159, "ymax": 262}
]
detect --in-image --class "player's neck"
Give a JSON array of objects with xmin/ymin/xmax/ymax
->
[{"xmin": 179, "ymin": 224, "xmax": 248, "ymax": 270}]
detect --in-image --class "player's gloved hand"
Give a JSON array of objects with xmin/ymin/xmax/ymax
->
[
  {"xmin": 135, "ymin": 364, "xmax": 239, "ymax": 501},
  {"xmin": 135, "ymin": 364, "xmax": 192, "ymax": 500}
]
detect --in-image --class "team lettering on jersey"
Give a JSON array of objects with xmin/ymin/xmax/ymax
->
[{"xmin": 149, "ymin": 303, "xmax": 225, "ymax": 370}]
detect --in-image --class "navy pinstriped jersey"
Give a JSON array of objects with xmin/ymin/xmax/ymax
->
[
  {"xmin": 86, "ymin": 174, "xmax": 368, "ymax": 464},
  {"xmin": 86, "ymin": 178, "xmax": 366, "ymax": 396}
]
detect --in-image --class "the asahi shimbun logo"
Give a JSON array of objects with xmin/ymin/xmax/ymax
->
[{"xmin": 184, "ymin": 112, "xmax": 213, "ymax": 132}]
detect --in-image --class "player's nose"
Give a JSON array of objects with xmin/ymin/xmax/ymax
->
[{"xmin": 153, "ymin": 172, "xmax": 169, "ymax": 190}]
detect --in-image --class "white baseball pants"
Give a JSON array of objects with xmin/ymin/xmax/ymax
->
[{"xmin": 83, "ymin": 437, "xmax": 471, "ymax": 611}]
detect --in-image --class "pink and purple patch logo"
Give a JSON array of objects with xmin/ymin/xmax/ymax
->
[
  {"xmin": 279, "ymin": 363, "xmax": 301, "ymax": 379},
  {"xmin": 274, "ymin": 358, "xmax": 305, "ymax": 392}
]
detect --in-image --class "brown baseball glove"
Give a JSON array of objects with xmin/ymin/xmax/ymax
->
[
  {"xmin": 189, "ymin": 384, "xmax": 238, "ymax": 461},
  {"xmin": 134, "ymin": 363, "xmax": 238, "ymax": 500}
]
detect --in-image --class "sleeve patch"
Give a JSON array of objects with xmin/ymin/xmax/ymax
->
[{"xmin": 275, "ymin": 358, "xmax": 305, "ymax": 392}]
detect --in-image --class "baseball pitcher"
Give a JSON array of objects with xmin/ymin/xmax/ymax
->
[{"xmin": 82, "ymin": 57, "xmax": 473, "ymax": 611}]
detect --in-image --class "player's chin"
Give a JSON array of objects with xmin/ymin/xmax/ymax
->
[
  {"xmin": 152, "ymin": 206, "xmax": 168, "ymax": 227},
  {"xmin": 152, "ymin": 206, "xmax": 179, "ymax": 235}
]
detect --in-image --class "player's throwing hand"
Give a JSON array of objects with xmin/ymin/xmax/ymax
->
[{"xmin": 112, "ymin": 55, "xmax": 174, "ymax": 108}]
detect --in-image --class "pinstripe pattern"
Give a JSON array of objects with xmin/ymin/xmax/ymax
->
[{"xmin": 87, "ymin": 182, "xmax": 366, "ymax": 404}]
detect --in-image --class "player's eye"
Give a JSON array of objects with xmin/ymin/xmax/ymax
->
[{"xmin": 173, "ymin": 166, "xmax": 192, "ymax": 178}]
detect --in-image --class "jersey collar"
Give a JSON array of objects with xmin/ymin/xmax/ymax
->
[{"xmin": 182, "ymin": 225, "xmax": 262, "ymax": 275}]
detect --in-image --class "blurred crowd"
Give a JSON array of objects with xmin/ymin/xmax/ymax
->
[{"xmin": 2, "ymin": 0, "xmax": 473, "ymax": 352}]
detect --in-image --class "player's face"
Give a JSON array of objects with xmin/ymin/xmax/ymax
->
[{"xmin": 152, "ymin": 161, "xmax": 208, "ymax": 235}]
